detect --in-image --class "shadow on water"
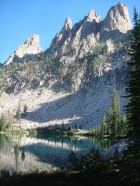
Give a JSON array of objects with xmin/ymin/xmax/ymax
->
[{"xmin": 0, "ymin": 134, "xmax": 110, "ymax": 175}]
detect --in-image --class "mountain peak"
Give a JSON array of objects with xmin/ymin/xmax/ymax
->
[
  {"xmin": 63, "ymin": 17, "xmax": 72, "ymax": 31},
  {"xmin": 118, "ymin": 2, "xmax": 123, "ymax": 5},
  {"xmin": 15, "ymin": 34, "xmax": 43, "ymax": 58},
  {"xmin": 4, "ymin": 34, "xmax": 43, "ymax": 66},
  {"xmin": 101, "ymin": 2, "xmax": 132, "ymax": 33},
  {"xmin": 58, "ymin": 17, "xmax": 72, "ymax": 36},
  {"xmin": 116, "ymin": 2, "xmax": 129, "ymax": 17},
  {"xmin": 24, "ymin": 34, "xmax": 40, "ymax": 45},
  {"xmin": 87, "ymin": 9, "xmax": 101, "ymax": 22}
]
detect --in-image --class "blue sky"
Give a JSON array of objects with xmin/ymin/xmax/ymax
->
[{"xmin": 0, "ymin": 0, "xmax": 140, "ymax": 63}]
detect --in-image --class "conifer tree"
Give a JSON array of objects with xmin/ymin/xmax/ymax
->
[
  {"xmin": 125, "ymin": 7, "xmax": 140, "ymax": 160},
  {"xmin": 111, "ymin": 90, "xmax": 118, "ymax": 137},
  {"xmin": 15, "ymin": 98, "xmax": 21, "ymax": 123},
  {"xmin": 101, "ymin": 115, "xmax": 107, "ymax": 136},
  {"xmin": 120, "ymin": 115, "xmax": 127, "ymax": 135},
  {"xmin": 116, "ymin": 93, "xmax": 121, "ymax": 136},
  {"xmin": 23, "ymin": 103, "xmax": 28, "ymax": 113},
  {"xmin": 106, "ymin": 89, "xmax": 121, "ymax": 138},
  {"xmin": 0, "ymin": 114, "xmax": 5, "ymax": 131}
]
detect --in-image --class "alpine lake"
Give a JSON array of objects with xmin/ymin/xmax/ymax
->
[{"xmin": 0, "ymin": 133, "xmax": 110, "ymax": 176}]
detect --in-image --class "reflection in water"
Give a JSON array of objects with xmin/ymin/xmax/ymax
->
[
  {"xmin": 0, "ymin": 134, "xmax": 110, "ymax": 175},
  {"xmin": 21, "ymin": 151, "xmax": 25, "ymax": 161}
]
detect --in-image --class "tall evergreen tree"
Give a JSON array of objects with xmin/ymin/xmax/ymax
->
[
  {"xmin": 125, "ymin": 7, "xmax": 140, "ymax": 160},
  {"xmin": 106, "ymin": 89, "xmax": 121, "ymax": 138},
  {"xmin": 101, "ymin": 115, "xmax": 107, "ymax": 136},
  {"xmin": 116, "ymin": 94, "xmax": 121, "ymax": 136},
  {"xmin": 15, "ymin": 98, "xmax": 21, "ymax": 123},
  {"xmin": 120, "ymin": 115, "xmax": 127, "ymax": 135},
  {"xmin": 0, "ymin": 114, "xmax": 5, "ymax": 131}
]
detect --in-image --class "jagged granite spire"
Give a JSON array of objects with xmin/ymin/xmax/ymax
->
[
  {"xmin": 64, "ymin": 17, "xmax": 72, "ymax": 30},
  {"xmin": 101, "ymin": 2, "xmax": 132, "ymax": 33},
  {"xmin": 4, "ymin": 34, "xmax": 43, "ymax": 66},
  {"xmin": 47, "ymin": 2, "xmax": 132, "ymax": 58},
  {"xmin": 60, "ymin": 17, "xmax": 72, "ymax": 35},
  {"xmin": 87, "ymin": 9, "xmax": 101, "ymax": 22}
]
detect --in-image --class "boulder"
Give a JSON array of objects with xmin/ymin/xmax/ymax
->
[{"xmin": 103, "ymin": 139, "xmax": 128, "ymax": 160}]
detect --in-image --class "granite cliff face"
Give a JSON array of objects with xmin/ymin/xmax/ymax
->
[
  {"xmin": 4, "ymin": 34, "xmax": 43, "ymax": 66},
  {"xmin": 47, "ymin": 2, "xmax": 132, "ymax": 58},
  {"xmin": 101, "ymin": 2, "xmax": 132, "ymax": 34}
]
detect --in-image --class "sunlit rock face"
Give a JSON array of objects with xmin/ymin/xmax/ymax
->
[
  {"xmin": 100, "ymin": 2, "xmax": 132, "ymax": 42},
  {"xmin": 47, "ymin": 2, "xmax": 132, "ymax": 58},
  {"xmin": 4, "ymin": 34, "xmax": 43, "ymax": 66},
  {"xmin": 101, "ymin": 2, "xmax": 132, "ymax": 33},
  {"xmin": 87, "ymin": 9, "xmax": 101, "ymax": 22},
  {"xmin": 48, "ymin": 9, "xmax": 101, "ymax": 57}
]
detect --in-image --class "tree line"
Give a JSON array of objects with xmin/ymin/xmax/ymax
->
[{"xmin": 90, "ymin": 89, "xmax": 127, "ymax": 139}]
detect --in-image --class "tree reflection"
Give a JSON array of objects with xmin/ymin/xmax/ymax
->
[{"xmin": 14, "ymin": 139, "xmax": 20, "ymax": 172}]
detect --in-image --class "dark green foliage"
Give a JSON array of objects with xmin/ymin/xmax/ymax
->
[
  {"xmin": 68, "ymin": 151, "xmax": 79, "ymax": 168},
  {"xmin": 0, "ymin": 114, "xmax": 6, "ymax": 131},
  {"xmin": 21, "ymin": 151, "xmax": 25, "ymax": 161},
  {"xmin": 80, "ymin": 148, "xmax": 100, "ymax": 170},
  {"xmin": 68, "ymin": 148, "xmax": 101, "ymax": 171},
  {"xmin": 15, "ymin": 98, "xmax": 21, "ymax": 122},
  {"xmin": 0, "ymin": 164, "xmax": 140, "ymax": 186},
  {"xmin": 107, "ymin": 89, "xmax": 121, "ymax": 137},
  {"xmin": 23, "ymin": 103, "xmax": 28, "ymax": 113},
  {"xmin": 93, "ymin": 89, "xmax": 127, "ymax": 139},
  {"xmin": 125, "ymin": 7, "xmax": 140, "ymax": 161},
  {"xmin": 100, "ymin": 115, "xmax": 107, "ymax": 135}
]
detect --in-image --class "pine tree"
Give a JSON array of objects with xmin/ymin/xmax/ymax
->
[
  {"xmin": 125, "ymin": 7, "xmax": 140, "ymax": 160},
  {"xmin": 23, "ymin": 103, "xmax": 28, "ymax": 113},
  {"xmin": 106, "ymin": 107, "xmax": 112, "ymax": 135},
  {"xmin": 105, "ymin": 89, "xmax": 121, "ymax": 138},
  {"xmin": 15, "ymin": 98, "xmax": 21, "ymax": 123},
  {"xmin": 101, "ymin": 115, "xmax": 107, "ymax": 136},
  {"xmin": 116, "ymin": 93, "xmax": 121, "ymax": 136},
  {"xmin": 111, "ymin": 89, "xmax": 118, "ymax": 137},
  {"xmin": 120, "ymin": 115, "xmax": 127, "ymax": 135},
  {"xmin": 0, "ymin": 114, "xmax": 5, "ymax": 131}
]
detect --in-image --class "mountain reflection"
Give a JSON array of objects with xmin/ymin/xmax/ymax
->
[{"xmin": 0, "ymin": 134, "xmax": 110, "ymax": 175}]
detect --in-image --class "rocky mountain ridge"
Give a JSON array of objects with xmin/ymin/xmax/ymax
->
[
  {"xmin": 0, "ymin": 2, "xmax": 132, "ymax": 130},
  {"xmin": 4, "ymin": 2, "xmax": 132, "ymax": 66},
  {"xmin": 47, "ymin": 2, "xmax": 132, "ymax": 59}
]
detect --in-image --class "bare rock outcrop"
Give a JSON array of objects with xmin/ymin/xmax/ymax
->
[
  {"xmin": 101, "ymin": 2, "xmax": 132, "ymax": 33},
  {"xmin": 100, "ymin": 2, "xmax": 132, "ymax": 42},
  {"xmin": 87, "ymin": 9, "xmax": 101, "ymax": 22},
  {"xmin": 48, "ymin": 18, "xmax": 72, "ymax": 55},
  {"xmin": 4, "ymin": 34, "xmax": 43, "ymax": 66},
  {"xmin": 48, "ymin": 9, "xmax": 101, "ymax": 57},
  {"xmin": 47, "ymin": 2, "xmax": 132, "ymax": 58}
]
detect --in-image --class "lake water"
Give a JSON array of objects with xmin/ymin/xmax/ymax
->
[{"xmin": 0, "ymin": 134, "xmax": 110, "ymax": 176}]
